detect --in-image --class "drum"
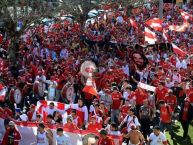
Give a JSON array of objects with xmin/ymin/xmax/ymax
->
[
  {"xmin": 9, "ymin": 87, "xmax": 22, "ymax": 104},
  {"xmin": 61, "ymin": 83, "xmax": 74, "ymax": 101}
]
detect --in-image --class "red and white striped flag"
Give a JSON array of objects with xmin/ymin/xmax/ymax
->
[
  {"xmin": 145, "ymin": 18, "xmax": 163, "ymax": 32},
  {"xmin": 129, "ymin": 18, "xmax": 138, "ymax": 29},
  {"xmin": 171, "ymin": 43, "xmax": 187, "ymax": 57},
  {"xmin": 181, "ymin": 11, "xmax": 192, "ymax": 20},
  {"xmin": 36, "ymin": 100, "xmax": 70, "ymax": 122},
  {"xmin": 36, "ymin": 100, "xmax": 71, "ymax": 113},
  {"xmin": 169, "ymin": 22, "xmax": 190, "ymax": 32},
  {"xmin": 145, "ymin": 27, "xmax": 157, "ymax": 44}
]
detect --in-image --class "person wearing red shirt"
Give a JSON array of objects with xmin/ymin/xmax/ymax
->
[
  {"xmin": 98, "ymin": 129, "xmax": 115, "ymax": 145},
  {"xmin": 159, "ymin": 101, "xmax": 174, "ymax": 139},
  {"xmin": 179, "ymin": 97, "xmax": 193, "ymax": 140},
  {"xmin": 71, "ymin": 109, "xmax": 83, "ymax": 129},
  {"xmin": 2, "ymin": 121, "xmax": 21, "ymax": 145},
  {"xmin": 134, "ymin": 87, "xmax": 148, "ymax": 115},
  {"xmin": 155, "ymin": 82, "xmax": 168, "ymax": 104},
  {"xmin": 99, "ymin": 101, "xmax": 110, "ymax": 125},
  {"xmin": 151, "ymin": 74, "xmax": 160, "ymax": 87},
  {"xmin": 111, "ymin": 86, "xmax": 123, "ymax": 123},
  {"xmin": 63, "ymin": 116, "xmax": 78, "ymax": 131},
  {"xmin": 87, "ymin": 116, "xmax": 102, "ymax": 131},
  {"xmin": 4, "ymin": 105, "xmax": 13, "ymax": 118},
  {"xmin": 165, "ymin": 90, "xmax": 177, "ymax": 112},
  {"xmin": 27, "ymin": 104, "xmax": 37, "ymax": 122},
  {"xmin": 119, "ymin": 100, "xmax": 131, "ymax": 122}
]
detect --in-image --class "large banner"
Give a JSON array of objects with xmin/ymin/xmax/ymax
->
[{"xmin": 0, "ymin": 118, "xmax": 121, "ymax": 145}]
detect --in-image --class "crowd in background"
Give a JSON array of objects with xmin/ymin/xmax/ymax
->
[{"xmin": 0, "ymin": 1, "xmax": 193, "ymax": 145}]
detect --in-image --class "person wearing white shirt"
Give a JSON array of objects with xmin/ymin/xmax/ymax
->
[
  {"xmin": 56, "ymin": 128, "xmax": 72, "ymax": 145},
  {"xmin": 148, "ymin": 126, "xmax": 168, "ymax": 145},
  {"xmin": 120, "ymin": 108, "xmax": 140, "ymax": 132},
  {"xmin": 60, "ymin": 48, "xmax": 68, "ymax": 60},
  {"xmin": 181, "ymin": 59, "xmax": 187, "ymax": 69},
  {"xmin": 43, "ymin": 102, "xmax": 56, "ymax": 116},
  {"xmin": 116, "ymin": 15, "xmax": 124, "ymax": 24}
]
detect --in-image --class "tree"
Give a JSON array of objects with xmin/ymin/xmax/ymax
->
[{"xmin": 0, "ymin": 0, "xmax": 62, "ymax": 63}]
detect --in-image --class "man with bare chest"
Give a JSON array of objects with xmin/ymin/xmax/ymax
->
[{"xmin": 123, "ymin": 125, "xmax": 145, "ymax": 145}]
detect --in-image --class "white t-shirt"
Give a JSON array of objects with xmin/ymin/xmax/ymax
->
[
  {"xmin": 56, "ymin": 134, "xmax": 72, "ymax": 145},
  {"xmin": 149, "ymin": 132, "xmax": 167, "ymax": 145}
]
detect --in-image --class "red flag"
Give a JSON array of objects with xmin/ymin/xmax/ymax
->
[
  {"xmin": 36, "ymin": 100, "xmax": 70, "ymax": 114},
  {"xmin": 145, "ymin": 27, "xmax": 157, "ymax": 44},
  {"xmin": 129, "ymin": 18, "xmax": 138, "ymax": 29},
  {"xmin": 171, "ymin": 43, "xmax": 187, "ymax": 57},
  {"xmin": 82, "ymin": 78, "xmax": 98, "ymax": 98},
  {"xmin": 145, "ymin": 18, "xmax": 163, "ymax": 32}
]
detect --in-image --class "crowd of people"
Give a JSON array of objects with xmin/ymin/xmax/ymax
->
[{"xmin": 0, "ymin": 1, "xmax": 193, "ymax": 145}]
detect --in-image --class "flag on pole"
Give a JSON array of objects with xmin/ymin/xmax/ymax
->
[
  {"xmin": 171, "ymin": 43, "xmax": 187, "ymax": 57},
  {"xmin": 162, "ymin": 29, "xmax": 171, "ymax": 43},
  {"xmin": 129, "ymin": 18, "xmax": 138, "ymax": 29},
  {"xmin": 83, "ymin": 78, "xmax": 98, "ymax": 98},
  {"xmin": 36, "ymin": 100, "xmax": 71, "ymax": 113},
  {"xmin": 145, "ymin": 18, "xmax": 163, "ymax": 32},
  {"xmin": 145, "ymin": 27, "xmax": 157, "ymax": 44}
]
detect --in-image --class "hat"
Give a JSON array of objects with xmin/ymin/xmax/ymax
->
[
  {"xmin": 30, "ymin": 104, "xmax": 36, "ymax": 109},
  {"xmin": 100, "ymin": 129, "xmax": 107, "ymax": 135},
  {"xmin": 100, "ymin": 101, "xmax": 105, "ymax": 104},
  {"xmin": 9, "ymin": 121, "xmax": 15, "ymax": 126}
]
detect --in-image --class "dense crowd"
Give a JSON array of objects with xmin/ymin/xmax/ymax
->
[{"xmin": 0, "ymin": 1, "xmax": 193, "ymax": 145}]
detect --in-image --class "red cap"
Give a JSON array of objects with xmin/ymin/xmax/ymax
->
[{"xmin": 30, "ymin": 104, "xmax": 36, "ymax": 109}]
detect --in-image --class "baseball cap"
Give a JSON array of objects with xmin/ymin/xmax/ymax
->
[{"xmin": 9, "ymin": 121, "xmax": 15, "ymax": 126}]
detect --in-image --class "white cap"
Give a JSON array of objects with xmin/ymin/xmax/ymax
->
[{"xmin": 9, "ymin": 121, "xmax": 15, "ymax": 126}]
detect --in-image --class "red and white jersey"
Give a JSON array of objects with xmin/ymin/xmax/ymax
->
[
  {"xmin": 27, "ymin": 111, "xmax": 37, "ymax": 121},
  {"xmin": 71, "ymin": 104, "xmax": 88, "ymax": 123},
  {"xmin": 72, "ymin": 116, "xmax": 83, "ymax": 128}
]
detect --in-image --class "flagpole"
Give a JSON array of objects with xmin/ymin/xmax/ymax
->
[{"xmin": 159, "ymin": 0, "xmax": 163, "ymax": 19}]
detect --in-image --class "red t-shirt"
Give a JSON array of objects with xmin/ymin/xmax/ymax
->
[
  {"xmin": 135, "ymin": 89, "xmax": 148, "ymax": 105},
  {"xmin": 98, "ymin": 136, "xmax": 115, "ymax": 145},
  {"xmin": 121, "ymin": 105, "xmax": 130, "ymax": 118},
  {"xmin": 182, "ymin": 104, "xmax": 189, "ymax": 121},
  {"xmin": 165, "ymin": 95, "xmax": 177, "ymax": 111},
  {"xmin": 87, "ymin": 123, "xmax": 102, "ymax": 131},
  {"xmin": 160, "ymin": 105, "xmax": 172, "ymax": 123},
  {"xmin": 155, "ymin": 87, "xmax": 168, "ymax": 103},
  {"xmin": 111, "ymin": 92, "xmax": 122, "ymax": 109}
]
